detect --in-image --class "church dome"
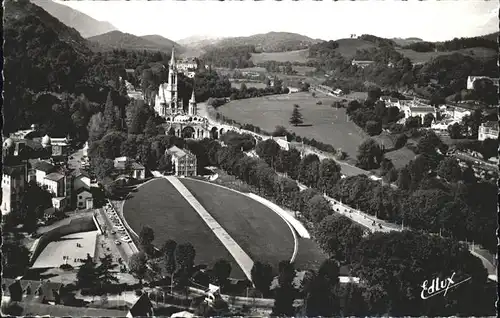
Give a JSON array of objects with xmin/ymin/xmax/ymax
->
[
  {"xmin": 3, "ymin": 138, "xmax": 14, "ymax": 149},
  {"xmin": 42, "ymin": 135, "xmax": 51, "ymax": 146}
]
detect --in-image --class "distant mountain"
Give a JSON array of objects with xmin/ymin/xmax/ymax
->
[
  {"xmin": 177, "ymin": 35, "xmax": 225, "ymax": 48},
  {"xmin": 30, "ymin": 0, "xmax": 117, "ymax": 38},
  {"xmin": 391, "ymin": 37, "xmax": 424, "ymax": 46},
  {"xmin": 479, "ymin": 32, "xmax": 499, "ymax": 42},
  {"xmin": 141, "ymin": 34, "xmax": 180, "ymax": 51},
  {"xmin": 208, "ymin": 32, "xmax": 323, "ymax": 52},
  {"xmin": 89, "ymin": 31, "xmax": 182, "ymax": 52}
]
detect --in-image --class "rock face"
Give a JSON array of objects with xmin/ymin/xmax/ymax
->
[{"xmin": 31, "ymin": 0, "xmax": 117, "ymax": 38}]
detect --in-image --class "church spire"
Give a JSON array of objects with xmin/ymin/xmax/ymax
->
[
  {"xmin": 190, "ymin": 88, "xmax": 196, "ymax": 103},
  {"xmin": 170, "ymin": 46, "xmax": 176, "ymax": 66}
]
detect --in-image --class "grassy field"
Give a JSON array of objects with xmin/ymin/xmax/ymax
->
[
  {"xmin": 230, "ymin": 81, "xmax": 267, "ymax": 89},
  {"xmin": 384, "ymin": 147, "xmax": 416, "ymax": 169},
  {"xmin": 193, "ymin": 170, "xmax": 327, "ymax": 271},
  {"xmin": 396, "ymin": 47, "xmax": 497, "ymax": 64},
  {"xmin": 250, "ymin": 49, "xmax": 310, "ymax": 64},
  {"xmin": 334, "ymin": 38, "xmax": 377, "ymax": 59},
  {"xmin": 122, "ymin": 178, "xmax": 245, "ymax": 278},
  {"xmin": 179, "ymin": 178, "xmax": 295, "ymax": 269},
  {"xmin": 217, "ymin": 91, "xmax": 368, "ymax": 158}
]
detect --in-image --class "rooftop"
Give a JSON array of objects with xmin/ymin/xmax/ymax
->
[
  {"xmin": 31, "ymin": 160, "xmax": 56, "ymax": 173},
  {"xmin": 166, "ymin": 145, "xmax": 189, "ymax": 158},
  {"xmin": 44, "ymin": 172, "xmax": 65, "ymax": 182},
  {"xmin": 481, "ymin": 121, "xmax": 499, "ymax": 130},
  {"xmin": 3, "ymin": 164, "xmax": 25, "ymax": 177}
]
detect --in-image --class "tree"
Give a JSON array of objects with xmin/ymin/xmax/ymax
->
[
  {"xmin": 305, "ymin": 259, "xmax": 340, "ymax": 317},
  {"xmin": 365, "ymin": 120, "xmax": 382, "ymax": 136},
  {"xmin": 251, "ymin": 261, "xmax": 274, "ymax": 297},
  {"xmin": 318, "ymin": 159, "xmax": 342, "ymax": 195},
  {"xmin": 2, "ymin": 236, "xmax": 31, "ymax": 278},
  {"xmin": 103, "ymin": 92, "xmax": 119, "ymax": 131},
  {"xmin": 88, "ymin": 112, "xmax": 107, "ymax": 142},
  {"xmin": 305, "ymin": 195, "xmax": 332, "ymax": 223},
  {"xmin": 448, "ymin": 123, "xmax": 463, "ymax": 139},
  {"xmin": 437, "ymin": 157, "xmax": 462, "ymax": 182},
  {"xmin": 289, "ymin": 104, "xmax": 303, "ymax": 126},
  {"xmin": 423, "ymin": 113, "xmax": 435, "ymax": 127},
  {"xmin": 272, "ymin": 261, "xmax": 296, "ymax": 316},
  {"xmin": 139, "ymin": 226, "xmax": 155, "ymax": 255},
  {"xmin": 77, "ymin": 255, "xmax": 99, "ymax": 290},
  {"xmin": 175, "ymin": 242, "xmax": 196, "ymax": 272},
  {"xmin": 397, "ymin": 167, "xmax": 411, "ymax": 190},
  {"xmin": 97, "ymin": 254, "xmax": 119, "ymax": 287},
  {"xmin": 144, "ymin": 117, "xmax": 158, "ymax": 137},
  {"xmin": 394, "ymin": 134, "xmax": 408, "ymax": 149},
  {"xmin": 129, "ymin": 252, "xmax": 148, "ymax": 284},
  {"xmin": 212, "ymin": 259, "xmax": 232, "ymax": 287},
  {"xmin": 480, "ymin": 138, "xmax": 498, "ymax": 160},
  {"xmin": 462, "ymin": 163, "xmax": 476, "ymax": 184},
  {"xmin": 163, "ymin": 239, "xmax": 177, "ymax": 293},
  {"xmin": 356, "ymin": 139, "xmax": 383, "ymax": 170}
]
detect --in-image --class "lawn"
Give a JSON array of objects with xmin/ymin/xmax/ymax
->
[
  {"xmin": 396, "ymin": 47, "xmax": 497, "ymax": 64},
  {"xmin": 217, "ymin": 91, "xmax": 368, "ymax": 158},
  {"xmin": 230, "ymin": 81, "xmax": 267, "ymax": 89},
  {"xmin": 250, "ymin": 49, "xmax": 310, "ymax": 64},
  {"xmin": 122, "ymin": 178, "xmax": 244, "ymax": 278},
  {"xmin": 384, "ymin": 147, "xmax": 416, "ymax": 169},
  {"xmin": 179, "ymin": 178, "xmax": 295, "ymax": 269}
]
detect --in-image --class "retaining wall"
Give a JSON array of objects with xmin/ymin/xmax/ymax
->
[{"xmin": 30, "ymin": 215, "xmax": 98, "ymax": 265}]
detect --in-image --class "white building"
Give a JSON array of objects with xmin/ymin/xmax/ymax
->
[
  {"xmin": 271, "ymin": 136, "xmax": 290, "ymax": 151},
  {"xmin": 478, "ymin": 121, "xmax": 498, "ymax": 141},
  {"xmin": 400, "ymin": 100, "xmax": 437, "ymax": 125},
  {"xmin": 113, "ymin": 157, "xmax": 146, "ymax": 180},
  {"xmin": 351, "ymin": 59, "xmax": 374, "ymax": 68},
  {"xmin": 165, "ymin": 146, "xmax": 197, "ymax": 177},
  {"xmin": 1, "ymin": 163, "xmax": 27, "ymax": 215},
  {"xmin": 380, "ymin": 96, "xmax": 401, "ymax": 109},
  {"xmin": 75, "ymin": 188, "xmax": 93, "ymax": 210}
]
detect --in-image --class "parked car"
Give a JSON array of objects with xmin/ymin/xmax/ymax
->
[{"xmin": 115, "ymin": 240, "xmax": 121, "ymax": 245}]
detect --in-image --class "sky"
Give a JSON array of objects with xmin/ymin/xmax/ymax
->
[{"xmin": 56, "ymin": 0, "xmax": 498, "ymax": 42}]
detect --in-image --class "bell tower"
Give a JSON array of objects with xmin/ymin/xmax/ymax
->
[{"xmin": 167, "ymin": 47, "xmax": 178, "ymax": 110}]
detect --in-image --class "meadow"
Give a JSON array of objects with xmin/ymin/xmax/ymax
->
[
  {"xmin": 179, "ymin": 178, "xmax": 296, "ymax": 269},
  {"xmin": 217, "ymin": 91, "xmax": 368, "ymax": 158},
  {"xmin": 123, "ymin": 178, "xmax": 245, "ymax": 278},
  {"xmin": 250, "ymin": 49, "xmax": 310, "ymax": 64}
]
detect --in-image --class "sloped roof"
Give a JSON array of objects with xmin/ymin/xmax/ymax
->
[
  {"xmin": 32, "ymin": 160, "xmax": 56, "ymax": 173},
  {"xmin": 128, "ymin": 293, "xmax": 154, "ymax": 317},
  {"xmin": 166, "ymin": 145, "xmax": 187, "ymax": 158},
  {"xmin": 482, "ymin": 121, "xmax": 499, "ymax": 130},
  {"xmin": 75, "ymin": 187, "xmax": 92, "ymax": 195},
  {"xmin": 3, "ymin": 165, "xmax": 25, "ymax": 177},
  {"xmin": 44, "ymin": 172, "xmax": 65, "ymax": 182}
]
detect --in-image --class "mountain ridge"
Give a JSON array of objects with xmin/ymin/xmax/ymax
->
[
  {"xmin": 30, "ymin": 0, "xmax": 117, "ymax": 38},
  {"xmin": 88, "ymin": 30, "xmax": 182, "ymax": 52}
]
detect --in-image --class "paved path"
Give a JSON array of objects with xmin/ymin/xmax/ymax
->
[{"xmin": 163, "ymin": 176, "xmax": 254, "ymax": 281}]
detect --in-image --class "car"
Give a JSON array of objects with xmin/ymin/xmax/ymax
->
[
  {"xmin": 114, "ymin": 240, "xmax": 121, "ymax": 245},
  {"xmin": 111, "ymin": 230, "xmax": 116, "ymax": 234}
]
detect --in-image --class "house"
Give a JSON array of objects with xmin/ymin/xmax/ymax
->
[
  {"xmin": 41, "ymin": 135, "xmax": 70, "ymax": 159},
  {"xmin": 204, "ymin": 284, "xmax": 221, "ymax": 305},
  {"xmin": 333, "ymin": 88, "xmax": 343, "ymax": 96},
  {"xmin": 42, "ymin": 171, "xmax": 71, "ymax": 211},
  {"xmin": 31, "ymin": 160, "xmax": 56, "ymax": 185},
  {"xmin": 380, "ymin": 96, "xmax": 401, "ymax": 109},
  {"xmin": 72, "ymin": 170, "xmax": 93, "ymax": 192},
  {"xmin": 467, "ymin": 76, "xmax": 500, "ymax": 90},
  {"xmin": 75, "ymin": 188, "xmax": 94, "ymax": 210},
  {"xmin": 2, "ymin": 278, "xmax": 63, "ymax": 305},
  {"xmin": 400, "ymin": 100, "xmax": 437, "ymax": 124},
  {"xmin": 114, "ymin": 157, "xmax": 146, "ymax": 180},
  {"xmin": 1, "ymin": 163, "xmax": 27, "ymax": 215},
  {"xmin": 351, "ymin": 59, "xmax": 374, "ymax": 68},
  {"xmin": 449, "ymin": 107, "xmax": 471, "ymax": 121},
  {"xmin": 127, "ymin": 292, "xmax": 154, "ymax": 317},
  {"xmin": 478, "ymin": 121, "xmax": 498, "ymax": 141},
  {"xmin": 271, "ymin": 136, "xmax": 290, "ymax": 151},
  {"xmin": 165, "ymin": 146, "xmax": 197, "ymax": 177}
]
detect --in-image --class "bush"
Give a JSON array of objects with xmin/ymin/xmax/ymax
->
[{"xmin": 60, "ymin": 263, "xmax": 74, "ymax": 271}]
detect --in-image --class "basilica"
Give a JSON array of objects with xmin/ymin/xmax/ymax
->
[{"xmin": 154, "ymin": 48, "xmax": 212, "ymax": 139}]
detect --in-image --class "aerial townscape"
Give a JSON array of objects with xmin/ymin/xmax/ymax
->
[{"xmin": 1, "ymin": 0, "xmax": 498, "ymax": 317}]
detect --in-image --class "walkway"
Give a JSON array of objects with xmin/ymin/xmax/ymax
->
[{"xmin": 163, "ymin": 176, "xmax": 254, "ymax": 281}]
